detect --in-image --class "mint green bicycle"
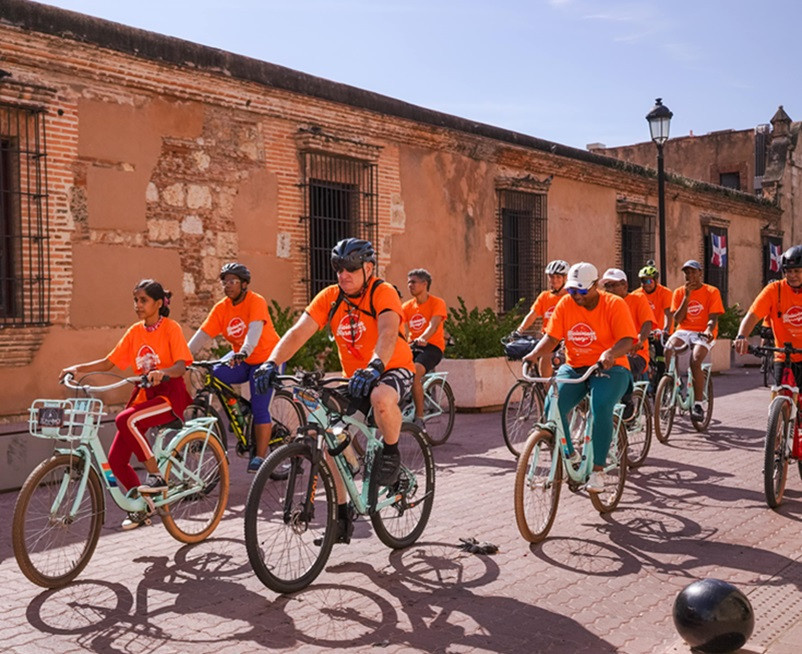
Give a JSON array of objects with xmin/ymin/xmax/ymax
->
[
  {"xmin": 13, "ymin": 374, "xmax": 229, "ymax": 588},
  {"xmin": 654, "ymin": 351, "xmax": 714, "ymax": 442}
]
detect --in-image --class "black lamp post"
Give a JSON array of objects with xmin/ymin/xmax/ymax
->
[{"xmin": 646, "ymin": 98, "xmax": 673, "ymax": 286}]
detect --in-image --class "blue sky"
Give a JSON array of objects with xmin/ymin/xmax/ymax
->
[{"xmin": 36, "ymin": 0, "xmax": 802, "ymax": 150}]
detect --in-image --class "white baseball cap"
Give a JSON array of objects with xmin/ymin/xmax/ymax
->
[
  {"xmin": 564, "ymin": 262, "xmax": 598, "ymax": 291},
  {"xmin": 601, "ymin": 268, "xmax": 628, "ymax": 283}
]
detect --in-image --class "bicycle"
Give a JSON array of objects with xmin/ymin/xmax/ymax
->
[
  {"xmin": 653, "ymin": 345, "xmax": 714, "ymax": 443},
  {"xmin": 12, "ymin": 373, "xmax": 229, "ymax": 588},
  {"xmin": 749, "ymin": 342, "xmax": 802, "ymax": 508},
  {"xmin": 186, "ymin": 359, "xmax": 305, "ymax": 473},
  {"xmin": 623, "ymin": 379, "xmax": 653, "ymax": 468},
  {"xmin": 244, "ymin": 370, "xmax": 435, "ymax": 593},
  {"xmin": 514, "ymin": 363, "xmax": 628, "ymax": 543}
]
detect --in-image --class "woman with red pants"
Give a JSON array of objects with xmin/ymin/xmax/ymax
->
[{"xmin": 60, "ymin": 279, "xmax": 193, "ymax": 530}]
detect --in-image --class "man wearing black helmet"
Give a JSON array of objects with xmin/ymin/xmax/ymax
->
[
  {"xmin": 188, "ymin": 262, "xmax": 280, "ymax": 473},
  {"xmin": 255, "ymin": 238, "xmax": 414, "ymax": 544},
  {"xmin": 735, "ymin": 245, "xmax": 802, "ymax": 382}
]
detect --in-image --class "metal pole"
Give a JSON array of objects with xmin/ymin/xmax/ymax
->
[{"xmin": 657, "ymin": 143, "xmax": 667, "ymax": 286}]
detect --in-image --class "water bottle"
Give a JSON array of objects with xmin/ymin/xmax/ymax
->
[
  {"xmin": 333, "ymin": 427, "xmax": 360, "ymax": 475},
  {"xmin": 227, "ymin": 396, "xmax": 246, "ymax": 432}
]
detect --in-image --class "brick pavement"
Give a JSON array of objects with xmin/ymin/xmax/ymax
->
[{"xmin": 1, "ymin": 366, "xmax": 801, "ymax": 653}]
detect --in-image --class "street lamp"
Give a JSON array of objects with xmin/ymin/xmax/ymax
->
[{"xmin": 646, "ymin": 98, "xmax": 673, "ymax": 286}]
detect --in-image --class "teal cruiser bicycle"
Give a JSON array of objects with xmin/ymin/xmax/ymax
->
[
  {"xmin": 13, "ymin": 373, "xmax": 229, "ymax": 588},
  {"xmin": 654, "ymin": 349, "xmax": 714, "ymax": 443}
]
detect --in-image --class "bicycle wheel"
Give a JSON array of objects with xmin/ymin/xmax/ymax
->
[
  {"xmin": 245, "ymin": 442, "xmax": 337, "ymax": 593},
  {"xmin": 162, "ymin": 431, "xmax": 229, "ymax": 544},
  {"xmin": 625, "ymin": 387, "xmax": 652, "ymax": 468},
  {"xmin": 764, "ymin": 397, "xmax": 792, "ymax": 508},
  {"xmin": 514, "ymin": 429, "xmax": 561, "ymax": 543},
  {"xmin": 421, "ymin": 378, "xmax": 455, "ymax": 446},
  {"xmin": 654, "ymin": 374, "xmax": 676, "ymax": 443},
  {"xmin": 590, "ymin": 415, "xmax": 628, "ymax": 514},
  {"xmin": 12, "ymin": 455, "xmax": 105, "ymax": 588},
  {"xmin": 502, "ymin": 381, "xmax": 544, "ymax": 457},
  {"xmin": 370, "ymin": 424, "xmax": 435, "ymax": 549},
  {"xmin": 185, "ymin": 399, "xmax": 227, "ymax": 452},
  {"xmin": 268, "ymin": 390, "xmax": 306, "ymax": 480},
  {"xmin": 690, "ymin": 373, "xmax": 714, "ymax": 432}
]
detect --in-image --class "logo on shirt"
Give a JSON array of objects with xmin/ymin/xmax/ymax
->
[
  {"xmin": 783, "ymin": 305, "xmax": 802, "ymax": 329},
  {"xmin": 687, "ymin": 300, "xmax": 704, "ymax": 317},
  {"xmin": 409, "ymin": 313, "xmax": 427, "ymax": 332},
  {"xmin": 544, "ymin": 307, "xmax": 555, "ymax": 320},
  {"xmin": 135, "ymin": 345, "xmax": 161, "ymax": 373},
  {"xmin": 567, "ymin": 323, "xmax": 596, "ymax": 347},
  {"xmin": 227, "ymin": 317, "xmax": 246, "ymax": 340},
  {"xmin": 336, "ymin": 314, "xmax": 367, "ymax": 343}
]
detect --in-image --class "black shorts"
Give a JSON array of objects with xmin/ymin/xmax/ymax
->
[
  {"xmin": 412, "ymin": 344, "xmax": 444, "ymax": 373},
  {"xmin": 378, "ymin": 367, "xmax": 415, "ymax": 403}
]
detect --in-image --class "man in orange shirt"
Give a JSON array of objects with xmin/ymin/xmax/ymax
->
[
  {"xmin": 255, "ymin": 238, "xmax": 414, "ymax": 544},
  {"xmin": 735, "ymin": 246, "xmax": 802, "ymax": 382},
  {"xmin": 666, "ymin": 259, "xmax": 725, "ymax": 422},
  {"xmin": 524, "ymin": 262, "xmax": 636, "ymax": 492},
  {"xmin": 403, "ymin": 268, "xmax": 448, "ymax": 430},
  {"xmin": 188, "ymin": 263, "xmax": 280, "ymax": 473}
]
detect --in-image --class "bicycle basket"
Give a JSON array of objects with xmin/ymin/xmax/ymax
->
[
  {"xmin": 29, "ymin": 397, "xmax": 104, "ymax": 441},
  {"xmin": 504, "ymin": 336, "xmax": 536, "ymax": 361}
]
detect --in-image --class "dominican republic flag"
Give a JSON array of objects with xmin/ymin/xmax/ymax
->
[
  {"xmin": 711, "ymin": 233, "xmax": 727, "ymax": 268},
  {"xmin": 770, "ymin": 242, "xmax": 783, "ymax": 272}
]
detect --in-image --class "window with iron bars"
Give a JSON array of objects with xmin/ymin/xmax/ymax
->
[
  {"xmin": 620, "ymin": 212, "xmax": 655, "ymax": 291},
  {"xmin": 299, "ymin": 152, "xmax": 377, "ymax": 299},
  {"xmin": 1, "ymin": 102, "xmax": 50, "ymax": 326},
  {"xmin": 496, "ymin": 190, "xmax": 547, "ymax": 313},
  {"xmin": 704, "ymin": 225, "xmax": 729, "ymax": 306}
]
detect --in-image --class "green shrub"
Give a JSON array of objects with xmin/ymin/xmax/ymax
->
[
  {"xmin": 268, "ymin": 300, "xmax": 340, "ymax": 373},
  {"xmin": 717, "ymin": 304, "xmax": 744, "ymax": 340},
  {"xmin": 444, "ymin": 297, "xmax": 524, "ymax": 359}
]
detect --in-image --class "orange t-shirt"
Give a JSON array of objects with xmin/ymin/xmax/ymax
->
[
  {"xmin": 199, "ymin": 291, "xmax": 279, "ymax": 365},
  {"xmin": 546, "ymin": 291, "xmax": 637, "ymax": 368},
  {"xmin": 632, "ymin": 284, "xmax": 672, "ymax": 331},
  {"xmin": 306, "ymin": 282, "xmax": 414, "ymax": 377},
  {"xmin": 671, "ymin": 284, "xmax": 725, "ymax": 336},
  {"xmin": 749, "ymin": 280, "xmax": 802, "ymax": 362},
  {"xmin": 531, "ymin": 289, "xmax": 568, "ymax": 329},
  {"xmin": 402, "ymin": 294, "xmax": 448, "ymax": 351},
  {"xmin": 624, "ymin": 292, "xmax": 656, "ymax": 364}
]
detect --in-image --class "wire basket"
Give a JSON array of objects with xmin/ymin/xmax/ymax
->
[{"xmin": 29, "ymin": 397, "xmax": 105, "ymax": 441}]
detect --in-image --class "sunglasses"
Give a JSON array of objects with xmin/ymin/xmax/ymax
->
[
  {"xmin": 640, "ymin": 278, "xmax": 655, "ymax": 284},
  {"xmin": 567, "ymin": 287, "xmax": 590, "ymax": 296},
  {"xmin": 331, "ymin": 259, "xmax": 363, "ymax": 274}
]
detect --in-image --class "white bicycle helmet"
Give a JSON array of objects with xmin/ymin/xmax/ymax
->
[{"xmin": 545, "ymin": 259, "xmax": 570, "ymax": 275}]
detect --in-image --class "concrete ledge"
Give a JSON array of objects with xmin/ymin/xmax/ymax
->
[{"xmin": 438, "ymin": 357, "xmax": 522, "ymax": 410}]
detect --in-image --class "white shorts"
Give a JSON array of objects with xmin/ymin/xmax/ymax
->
[{"xmin": 668, "ymin": 329, "xmax": 715, "ymax": 354}]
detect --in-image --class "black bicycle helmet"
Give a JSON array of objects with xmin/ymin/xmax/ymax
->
[
  {"xmin": 331, "ymin": 238, "xmax": 376, "ymax": 270},
  {"xmin": 219, "ymin": 262, "xmax": 251, "ymax": 283},
  {"xmin": 504, "ymin": 336, "xmax": 536, "ymax": 361},
  {"xmin": 781, "ymin": 245, "xmax": 802, "ymax": 271}
]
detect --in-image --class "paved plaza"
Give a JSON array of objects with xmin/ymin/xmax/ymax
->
[{"xmin": 2, "ymin": 366, "xmax": 802, "ymax": 653}]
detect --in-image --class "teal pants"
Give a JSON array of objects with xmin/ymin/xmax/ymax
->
[{"xmin": 545, "ymin": 364, "xmax": 631, "ymax": 466}]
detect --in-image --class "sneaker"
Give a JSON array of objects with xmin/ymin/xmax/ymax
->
[
  {"xmin": 247, "ymin": 456, "xmax": 264, "ymax": 474},
  {"xmin": 586, "ymin": 470, "xmax": 607, "ymax": 493},
  {"xmin": 621, "ymin": 395, "xmax": 636, "ymax": 422},
  {"xmin": 137, "ymin": 474, "xmax": 168, "ymax": 494},
  {"xmin": 691, "ymin": 403, "xmax": 705, "ymax": 421},
  {"xmin": 314, "ymin": 506, "xmax": 355, "ymax": 546},
  {"xmin": 121, "ymin": 512, "xmax": 149, "ymax": 531},
  {"xmin": 375, "ymin": 447, "xmax": 401, "ymax": 486},
  {"xmin": 413, "ymin": 416, "xmax": 427, "ymax": 431}
]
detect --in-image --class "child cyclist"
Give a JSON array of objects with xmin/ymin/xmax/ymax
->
[{"xmin": 59, "ymin": 279, "xmax": 193, "ymax": 530}]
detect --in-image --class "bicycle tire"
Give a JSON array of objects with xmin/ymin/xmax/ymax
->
[
  {"xmin": 267, "ymin": 390, "xmax": 306, "ymax": 480},
  {"xmin": 764, "ymin": 397, "xmax": 792, "ymax": 508},
  {"xmin": 186, "ymin": 399, "xmax": 227, "ymax": 452},
  {"xmin": 514, "ymin": 429, "xmax": 561, "ymax": 543},
  {"xmin": 245, "ymin": 441, "xmax": 337, "ymax": 593},
  {"xmin": 690, "ymin": 373, "xmax": 714, "ymax": 432},
  {"xmin": 370, "ymin": 424, "xmax": 435, "ymax": 549},
  {"xmin": 625, "ymin": 387, "xmax": 652, "ymax": 468},
  {"xmin": 502, "ymin": 380, "xmax": 544, "ymax": 457},
  {"xmin": 589, "ymin": 415, "xmax": 628, "ymax": 514},
  {"xmin": 421, "ymin": 378, "xmax": 455, "ymax": 446},
  {"xmin": 12, "ymin": 454, "xmax": 105, "ymax": 588},
  {"xmin": 654, "ymin": 374, "xmax": 676, "ymax": 443},
  {"xmin": 162, "ymin": 431, "xmax": 229, "ymax": 544}
]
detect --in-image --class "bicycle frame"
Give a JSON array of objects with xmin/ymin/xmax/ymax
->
[
  {"xmin": 191, "ymin": 366, "xmax": 251, "ymax": 447},
  {"xmin": 401, "ymin": 371, "xmax": 449, "ymax": 421},
  {"xmin": 661, "ymin": 353, "xmax": 712, "ymax": 411}
]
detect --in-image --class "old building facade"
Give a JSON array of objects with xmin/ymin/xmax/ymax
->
[{"xmin": 0, "ymin": 0, "xmax": 782, "ymax": 418}]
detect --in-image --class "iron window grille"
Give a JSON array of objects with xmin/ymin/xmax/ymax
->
[
  {"xmin": 299, "ymin": 152, "xmax": 377, "ymax": 299},
  {"xmin": 620, "ymin": 212, "xmax": 655, "ymax": 291},
  {"xmin": 704, "ymin": 226, "xmax": 729, "ymax": 306},
  {"xmin": 496, "ymin": 189, "xmax": 546, "ymax": 313},
  {"xmin": 0, "ymin": 102, "xmax": 50, "ymax": 326}
]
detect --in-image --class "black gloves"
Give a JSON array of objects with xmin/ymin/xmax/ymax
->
[{"xmin": 349, "ymin": 359, "xmax": 385, "ymax": 398}]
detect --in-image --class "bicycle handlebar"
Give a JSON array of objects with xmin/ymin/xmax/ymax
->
[
  {"xmin": 747, "ymin": 343, "xmax": 802, "ymax": 357},
  {"xmin": 61, "ymin": 372, "xmax": 142, "ymax": 393},
  {"xmin": 521, "ymin": 361, "xmax": 602, "ymax": 384}
]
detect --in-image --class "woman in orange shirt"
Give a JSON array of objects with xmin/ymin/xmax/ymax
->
[{"xmin": 60, "ymin": 279, "xmax": 193, "ymax": 530}]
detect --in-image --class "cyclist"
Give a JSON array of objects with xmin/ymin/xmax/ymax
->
[
  {"xmin": 734, "ymin": 245, "xmax": 802, "ymax": 380},
  {"xmin": 523, "ymin": 262, "xmax": 636, "ymax": 492},
  {"xmin": 513, "ymin": 259, "xmax": 570, "ymax": 377},
  {"xmin": 631, "ymin": 260, "xmax": 674, "ymax": 388},
  {"xmin": 255, "ymin": 238, "xmax": 414, "ymax": 544},
  {"xmin": 402, "ymin": 268, "xmax": 448, "ymax": 430},
  {"xmin": 666, "ymin": 259, "xmax": 725, "ymax": 422},
  {"xmin": 187, "ymin": 263, "xmax": 280, "ymax": 473},
  {"xmin": 59, "ymin": 279, "xmax": 193, "ymax": 529}
]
